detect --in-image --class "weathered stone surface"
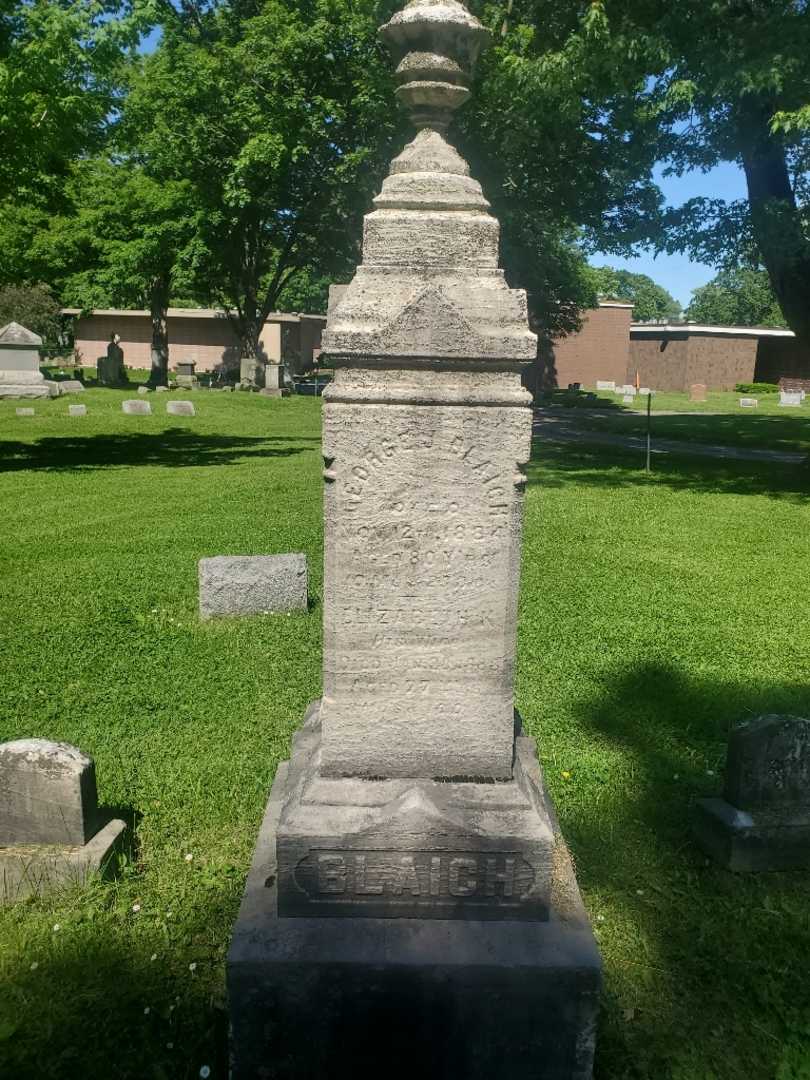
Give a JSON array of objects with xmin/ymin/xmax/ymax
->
[
  {"xmin": 228, "ymin": 756, "xmax": 600, "ymax": 1080},
  {"xmin": 68, "ymin": 404, "xmax": 87, "ymax": 417},
  {"xmin": 740, "ymin": 397, "xmax": 758, "ymax": 408},
  {"xmin": 0, "ymin": 739, "xmax": 100, "ymax": 846},
  {"xmin": 59, "ymin": 380, "xmax": 84, "ymax": 393},
  {"xmin": 0, "ymin": 322, "xmax": 58, "ymax": 397},
  {"xmin": 198, "ymin": 554, "xmax": 307, "ymax": 618},
  {"xmin": 122, "ymin": 399, "xmax": 152, "ymax": 415},
  {"xmin": 137, "ymin": 385, "xmax": 150, "ymax": 395},
  {"xmin": 276, "ymin": 704, "xmax": 554, "ymax": 920},
  {"xmin": 689, "ymin": 383, "xmax": 707, "ymax": 402},
  {"xmin": 175, "ymin": 374, "xmax": 199, "ymax": 389},
  {"xmin": 15, "ymin": 407, "xmax": 34, "ymax": 416},
  {"xmin": 261, "ymin": 363, "xmax": 283, "ymax": 397},
  {"xmin": 725, "ymin": 715, "xmax": 810, "ymax": 809},
  {"xmin": 320, "ymin": 399, "xmax": 530, "ymax": 780},
  {"xmin": 595, "ymin": 380, "xmax": 615, "ymax": 391},
  {"xmin": 693, "ymin": 716, "xmax": 810, "ymax": 871},
  {"xmin": 1, "ymin": 817, "xmax": 127, "ymax": 904},
  {"xmin": 155, "ymin": 384, "xmax": 169, "ymax": 393},
  {"xmin": 166, "ymin": 400, "xmax": 195, "ymax": 416}
]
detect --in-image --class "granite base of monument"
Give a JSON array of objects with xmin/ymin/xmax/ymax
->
[
  {"xmin": 228, "ymin": 711, "xmax": 601, "ymax": 1080},
  {"xmin": 692, "ymin": 798, "xmax": 810, "ymax": 872}
]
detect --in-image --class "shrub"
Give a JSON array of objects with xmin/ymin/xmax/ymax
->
[
  {"xmin": 0, "ymin": 284, "xmax": 62, "ymax": 344},
  {"xmin": 735, "ymin": 382, "xmax": 779, "ymax": 394}
]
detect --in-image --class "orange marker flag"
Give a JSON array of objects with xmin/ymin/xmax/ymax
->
[{"xmin": 635, "ymin": 369, "xmax": 640, "ymax": 390}]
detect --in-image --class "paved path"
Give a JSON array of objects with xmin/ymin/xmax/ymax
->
[{"xmin": 532, "ymin": 410, "xmax": 807, "ymax": 466}]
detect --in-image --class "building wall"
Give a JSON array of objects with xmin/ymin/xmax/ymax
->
[
  {"xmin": 755, "ymin": 337, "xmax": 810, "ymax": 383},
  {"xmin": 629, "ymin": 334, "xmax": 689, "ymax": 392},
  {"xmin": 71, "ymin": 310, "xmax": 325, "ymax": 373},
  {"xmin": 686, "ymin": 336, "xmax": 758, "ymax": 390},
  {"xmin": 529, "ymin": 304, "xmax": 633, "ymax": 393}
]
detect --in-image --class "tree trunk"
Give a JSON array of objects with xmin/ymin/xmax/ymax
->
[
  {"xmin": 737, "ymin": 97, "xmax": 810, "ymax": 349},
  {"xmin": 148, "ymin": 276, "xmax": 170, "ymax": 386}
]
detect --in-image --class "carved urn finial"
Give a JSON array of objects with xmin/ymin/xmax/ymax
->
[{"xmin": 379, "ymin": 0, "xmax": 492, "ymax": 130}]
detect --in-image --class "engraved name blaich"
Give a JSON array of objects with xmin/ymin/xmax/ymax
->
[{"xmin": 293, "ymin": 850, "xmax": 535, "ymax": 906}]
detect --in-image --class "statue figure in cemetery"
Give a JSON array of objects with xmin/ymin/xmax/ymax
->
[{"xmin": 99, "ymin": 332, "xmax": 125, "ymax": 385}]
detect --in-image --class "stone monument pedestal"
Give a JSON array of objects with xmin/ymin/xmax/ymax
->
[
  {"xmin": 260, "ymin": 362, "xmax": 283, "ymax": 397},
  {"xmin": 228, "ymin": 726, "xmax": 600, "ymax": 1080},
  {"xmin": 0, "ymin": 322, "xmax": 60, "ymax": 398}
]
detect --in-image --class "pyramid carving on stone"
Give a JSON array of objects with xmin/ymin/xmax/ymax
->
[{"xmin": 0, "ymin": 322, "xmax": 42, "ymax": 345}]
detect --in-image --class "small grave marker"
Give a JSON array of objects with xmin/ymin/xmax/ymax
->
[
  {"xmin": 693, "ymin": 715, "xmax": 810, "ymax": 871},
  {"xmin": 739, "ymin": 397, "xmax": 758, "ymax": 408},
  {"xmin": 689, "ymin": 383, "xmax": 707, "ymax": 402},
  {"xmin": 199, "ymin": 554, "xmax": 307, "ymax": 619},
  {"xmin": 166, "ymin": 400, "xmax": 195, "ymax": 417},
  {"xmin": 59, "ymin": 380, "xmax": 84, "ymax": 394},
  {"xmin": 779, "ymin": 390, "xmax": 802, "ymax": 407},
  {"xmin": 15, "ymin": 407, "xmax": 34, "ymax": 416},
  {"xmin": 68, "ymin": 404, "xmax": 87, "ymax": 417},
  {"xmin": 595, "ymin": 380, "xmax": 615, "ymax": 391},
  {"xmin": 122, "ymin": 399, "xmax": 152, "ymax": 415}
]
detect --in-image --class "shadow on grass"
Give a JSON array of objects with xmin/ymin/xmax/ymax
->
[
  {"xmin": 0, "ymin": 430, "xmax": 319, "ymax": 473},
  {"xmin": 546, "ymin": 663, "xmax": 810, "ymax": 1079},
  {"xmin": 528, "ymin": 437, "xmax": 810, "ymax": 502}
]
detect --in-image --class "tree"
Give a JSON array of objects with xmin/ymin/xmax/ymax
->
[
  {"xmin": 685, "ymin": 269, "xmax": 787, "ymax": 328},
  {"xmin": 31, "ymin": 159, "xmax": 198, "ymax": 383},
  {"xmin": 123, "ymin": 0, "xmax": 400, "ymax": 360},
  {"xmin": 501, "ymin": 0, "xmax": 810, "ymax": 347},
  {"xmin": 587, "ymin": 266, "xmax": 681, "ymax": 322},
  {"xmin": 0, "ymin": 284, "xmax": 61, "ymax": 342}
]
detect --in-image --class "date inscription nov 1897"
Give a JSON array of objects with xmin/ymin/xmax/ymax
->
[{"xmin": 292, "ymin": 849, "xmax": 535, "ymax": 909}]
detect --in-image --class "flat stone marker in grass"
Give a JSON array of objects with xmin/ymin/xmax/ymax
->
[
  {"xmin": 198, "ymin": 554, "xmax": 306, "ymax": 618},
  {"xmin": 137, "ymin": 385, "xmax": 150, "ymax": 395},
  {"xmin": 690, "ymin": 382, "xmax": 708, "ymax": 402},
  {"xmin": 68, "ymin": 404, "xmax": 87, "ymax": 417},
  {"xmin": 15, "ymin": 407, "xmax": 34, "ymax": 416},
  {"xmin": 596, "ymin": 379, "xmax": 615, "ymax": 390},
  {"xmin": 623, "ymin": 394, "xmax": 634, "ymax": 403},
  {"xmin": 740, "ymin": 397, "xmax": 758, "ymax": 408},
  {"xmin": 0, "ymin": 739, "xmax": 126, "ymax": 903},
  {"xmin": 692, "ymin": 715, "xmax": 810, "ymax": 871},
  {"xmin": 60, "ymin": 380, "xmax": 84, "ymax": 393},
  {"xmin": 227, "ymin": 4, "xmax": 600, "ymax": 1077},
  {"xmin": 122, "ymin": 399, "xmax": 151, "ymax": 415},
  {"xmin": 166, "ymin": 400, "xmax": 195, "ymax": 417}
]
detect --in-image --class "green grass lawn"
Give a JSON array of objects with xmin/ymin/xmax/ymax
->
[
  {"xmin": 1, "ymin": 387, "xmax": 809, "ymax": 1079},
  {"xmin": 544, "ymin": 389, "xmax": 810, "ymax": 454}
]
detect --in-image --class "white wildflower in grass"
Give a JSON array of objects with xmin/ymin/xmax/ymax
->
[
  {"xmin": 166, "ymin": 1042, "xmax": 174, "ymax": 1050},
  {"xmin": 132, "ymin": 902, "xmax": 141, "ymax": 913},
  {"xmin": 200, "ymin": 1067, "xmax": 211, "ymax": 1079},
  {"xmin": 150, "ymin": 953, "xmax": 158, "ymax": 962},
  {"xmin": 30, "ymin": 962, "xmax": 38, "ymax": 972},
  {"xmin": 184, "ymin": 853, "xmax": 194, "ymax": 863},
  {"xmin": 596, "ymin": 915, "xmax": 605, "ymax": 922},
  {"xmin": 707, "ymin": 769, "xmax": 715, "ymax": 776},
  {"xmin": 144, "ymin": 1007, "xmax": 150, "ymax": 1015},
  {"xmin": 52, "ymin": 924, "xmax": 60, "ymax": 932},
  {"xmin": 636, "ymin": 889, "xmax": 645, "ymax": 896},
  {"xmin": 189, "ymin": 962, "xmax": 197, "ymax": 972}
]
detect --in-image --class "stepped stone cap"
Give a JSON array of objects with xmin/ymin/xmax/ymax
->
[{"xmin": 0, "ymin": 322, "xmax": 42, "ymax": 346}]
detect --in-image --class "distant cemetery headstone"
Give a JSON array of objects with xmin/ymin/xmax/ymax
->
[
  {"xmin": 68, "ymin": 404, "xmax": 87, "ymax": 417},
  {"xmin": 739, "ymin": 397, "xmax": 758, "ymax": 408},
  {"xmin": 780, "ymin": 390, "xmax": 802, "ymax": 408},
  {"xmin": 15, "ymin": 407, "xmax": 34, "ymax": 416},
  {"xmin": 622, "ymin": 394, "xmax": 634, "ymax": 403},
  {"xmin": 692, "ymin": 715, "xmax": 810, "ymax": 871},
  {"xmin": 596, "ymin": 380, "xmax": 615, "ymax": 391},
  {"xmin": 60, "ymin": 380, "xmax": 84, "ymax": 394},
  {"xmin": 122, "ymin": 399, "xmax": 151, "ymax": 415},
  {"xmin": 198, "ymin": 554, "xmax": 307, "ymax": 619},
  {"xmin": 638, "ymin": 387, "xmax": 652, "ymax": 396},
  {"xmin": 155, "ymin": 385, "xmax": 169, "ymax": 393},
  {"xmin": 0, "ymin": 322, "xmax": 59, "ymax": 399},
  {"xmin": 137, "ymin": 385, "xmax": 150, "ymax": 395},
  {"xmin": 261, "ymin": 363, "xmax": 283, "ymax": 398},
  {"xmin": 97, "ymin": 334, "xmax": 126, "ymax": 386},
  {"xmin": 689, "ymin": 383, "xmax": 707, "ymax": 402},
  {"xmin": 0, "ymin": 739, "xmax": 127, "ymax": 903},
  {"xmin": 175, "ymin": 359, "xmax": 198, "ymax": 389},
  {"xmin": 166, "ymin": 400, "xmax": 195, "ymax": 417}
]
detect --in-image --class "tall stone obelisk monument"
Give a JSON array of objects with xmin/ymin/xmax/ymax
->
[{"xmin": 228, "ymin": 3, "xmax": 600, "ymax": 1075}]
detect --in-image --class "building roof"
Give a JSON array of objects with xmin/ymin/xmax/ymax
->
[
  {"xmin": 597, "ymin": 301, "xmax": 635, "ymax": 310},
  {"xmin": 631, "ymin": 322, "xmax": 794, "ymax": 339},
  {"xmin": 61, "ymin": 307, "xmax": 326, "ymax": 323}
]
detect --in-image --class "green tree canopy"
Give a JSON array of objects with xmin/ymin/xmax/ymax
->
[
  {"xmin": 685, "ymin": 268, "xmax": 787, "ymax": 328},
  {"xmin": 587, "ymin": 265, "xmax": 681, "ymax": 322},
  {"xmin": 0, "ymin": 283, "xmax": 61, "ymax": 342}
]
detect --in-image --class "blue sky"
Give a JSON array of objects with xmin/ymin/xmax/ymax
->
[{"xmin": 590, "ymin": 161, "xmax": 749, "ymax": 310}]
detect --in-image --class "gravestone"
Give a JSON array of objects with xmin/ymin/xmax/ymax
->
[
  {"xmin": 0, "ymin": 322, "xmax": 59, "ymax": 399},
  {"xmin": 689, "ymin": 383, "xmax": 707, "ymax": 402},
  {"xmin": 0, "ymin": 739, "xmax": 126, "ymax": 903},
  {"xmin": 595, "ymin": 380, "xmax": 615, "ymax": 391},
  {"xmin": 638, "ymin": 387, "xmax": 652, "ymax": 396},
  {"xmin": 780, "ymin": 390, "xmax": 802, "ymax": 408},
  {"xmin": 227, "ymin": 4, "xmax": 600, "ymax": 1078},
  {"xmin": 692, "ymin": 715, "xmax": 810, "ymax": 871},
  {"xmin": 622, "ymin": 394, "xmax": 634, "ymax": 403},
  {"xmin": 97, "ymin": 335, "xmax": 126, "ymax": 385},
  {"xmin": 59, "ymin": 380, "xmax": 84, "ymax": 394},
  {"xmin": 199, "ymin": 554, "xmax": 307, "ymax": 619},
  {"xmin": 122, "ymin": 399, "xmax": 151, "ymax": 415},
  {"xmin": 15, "ymin": 407, "xmax": 34, "ymax": 416},
  {"xmin": 261, "ymin": 362, "xmax": 283, "ymax": 398},
  {"xmin": 137, "ymin": 385, "xmax": 150, "ymax": 395},
  {"xmin": 166, "ymin": 400, "xmax": 195, "ymax": 417},
  {"xmin": 68, "ymin": 404, "xmax": 87, "ymax": 417},
  {"xmin": 239, "ymin": 356, "xmax": 262, "ymax": 388},
  {"xmin": 155, "ymin": 385, "xmax": 169, "ymax": 393},
  {"xmin": 739, "ymin": 397, "xmax": 758, "ymax": 408},
  {"xmin": 175, "ymin": 359, "xmax": 199, "ymax": 389}
]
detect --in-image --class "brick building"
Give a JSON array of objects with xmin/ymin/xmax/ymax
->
[
  {"xmin": 63, "ymin": 308, "xmax": 326, "ymax": 376},
  {"xmin": 526, "ymin": 302, "xmax": 634, "ymax": 394},
  {"xmin": 629, "ymin": 324, "xmax": 805, "ymax": 392}
]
